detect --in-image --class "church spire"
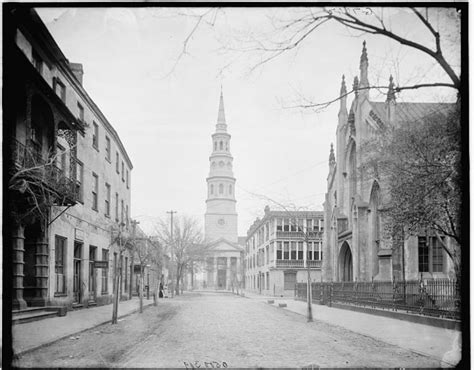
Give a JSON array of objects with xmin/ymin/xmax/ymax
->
[
  {"xmin": 386, "ymin": 74, "xmax": 396, "ymax": 103},
  {"xmin": 359, "ymin": 41, "xmax": 369, "ymax": 99},
  {"xmin": 216, "ymin": 87, "xmax": 227, "ymax": 132},
  {"xmin": 339, "ymin": 74, "xmax": 347, "ymax": 111},
  {"xmin": 329, "ymin": 143, "xmax": 335, "ymax": 166}
]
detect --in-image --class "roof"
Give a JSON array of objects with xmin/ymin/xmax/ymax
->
[{"xmin": 370, "ymin": 101, "xmax": 456, "ymax": 126}]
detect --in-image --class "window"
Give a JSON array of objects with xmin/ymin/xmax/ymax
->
[
  {"xmin": 54, "ymin": 78, "xmax": 66, "ymax": 102},
  {"xmin": 306, "ymin": 219, "xmax": 313, "ymax": 231},
  {"xmin": 276, "ymin": 242, "xmax": 282, "ymax": 259},
  {"xmin": 92, "ymin": 173, "xmax": 98, "ymax": 211},
  {"xmin": 219, "ymin": 183, "xmax": 223, "ymax": 194},
  {"xmin": 75, "ymin": 161, "xmax": 84, "ymax": 202},
  {"xmin": 122, "ymin": 161, "xmax": 125, "ymax": 182},
  {"xmin": 418, "ymin": 237, "xmax": 429, "ymax": 273},
  {"xmin": 290, "ymin": 220, "xmax": 297, "ymax": 232},
  {"xmin": 32, "ymin": 50, "xmax": 43, "ymax": 73},
  {"xmin": 214, "ymin": 142, "xmax": 217, "ymax": 151},
  {"xmin": 77, "ymin": 102, "xmax": 84, "ymax": 122},
  {"xmin": 266, "ymin": 272, "xmax": 270, "ymax": 290},
  {"xmin": 126, "ymin": 205, "xmax": 129, "ymax": 228},
  {"xmin": 115, "ymin": 193, "xmax": 119, "ymax": 221},
  {"xmin": 92, "ymin": 122, "xmax": 99, "ymax": 149},
  {"xmin": 307, "ymin": 242, "xmax": 313, "ymax": 260},
  {"xmin": 210, "ymin": 184, "xmax": 214, "ymax": 195},
  {"xmin": 102, "ymin": 249, "xmax": 109, "ymax": 294},
  {"xmin": 116, "ymin": 152, "xmax": 120, "ymax": 173},
  {"xmin": 225, "ymin": 141, "xmax": 229, "ymax": 151},
  {"xmin": 55, "ymin": 235, "xmax": 66, "ymax": 294},
  {"xmin": 283, "ymin": 219, "xmax": 290, "ymax": 232},
  {"xmin": 298, "ymin": 241, "xmax": 304, "ymax": 260},
  {"xmin": 291, "ymin": 241, "xmax": 297, "ymax": 260},
  {"xmin": 121, "ymin": 199, "xmax": 124, "ymax": 224},
  {"xmin": 56, "ymin": 144, "xmax": 67, "ymax": 174},
  {"xmin": 283, "ymin": 241, "xmax": 289, "ymax": 260},
  {"xmin": 105, "ymin": 136, "xmax": 111, "ymax": 161},
  {"xmin": 105, "ymin": 183, "xmax": 111, "ymax": 217},
  {"xmin": 314, "ymin": 242, "xmax": 321, "ymax": 260},
  {"xmin": 220, "ymin": 141, "xmax": 223, "ymax": 150},
  {"xmin": 229, "ymin": 184, "xmax": 232, "ymax": 195},
  {"xmin": 276, "ymin": 218, "xmax": 283, "ymax": 231},
  {"xmin": 126, "ymin": 169, "xmax": 129, "ymax": 189},
  {"xmin": 418, "ymin": 236, "xmax": 444, "ymax": 273}
]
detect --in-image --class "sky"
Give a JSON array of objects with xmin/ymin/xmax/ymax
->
[{"xmin": 36, "ymin": 7, "xmax": 460, "ymax": 236}]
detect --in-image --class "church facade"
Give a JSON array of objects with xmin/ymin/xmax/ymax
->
[
  {"xmin": 323, "ymin": 42, "xmax": 456, "ymax": 283},
  {"xmin": 199, "ymin": 90, "xmax": 244, "ymax": 290}
]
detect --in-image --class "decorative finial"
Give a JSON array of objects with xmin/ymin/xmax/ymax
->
[
  {"xmin": 353, "ymin": 76, "xmax": 359, "ymax": 96},
  {"xmin": 329, "ymin": 143, "xmax": 335, "ymax": 165},
  {"xmin": 361, "ymin": 40, "xmax": 368, "ymax": 63},
  {"xmin": 340, "ymin": 74, "xmax": 347, "ymax": 96},
  {"xmin": 386, "ymin": 74, "xmax": 396, "ymax": 102}
]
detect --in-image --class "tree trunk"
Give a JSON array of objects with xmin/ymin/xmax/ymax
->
[
  {"xmin": 112, "ymin": 255, "xmax": 120, "ymax": 324},
  {"xmin": 175, "ymin": 264, "xmax": 181, "ymax": 296},
  {"xmin": 139, "ymin": 265, "xmax": 144, "ymax": 313}
]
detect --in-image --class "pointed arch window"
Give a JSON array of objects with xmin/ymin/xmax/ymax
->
[{"xmin": 219, "ymin": 183, "xmax": 223, "ymax": 194}]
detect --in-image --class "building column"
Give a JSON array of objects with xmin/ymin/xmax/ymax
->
[
  {"xmin": 12, "ymin": 224, "xmax": 27, "ymax": 310},
  {"xmin": 31, "ymin": 232, "xmax": 49, "ymax": 306},
  {"xmin": 213, "ymin": 257, "xmax": 218, "ymax": 289},
  {"xmin": 226, "ymin": 257, "xmax": 231, "ymax": 290}
]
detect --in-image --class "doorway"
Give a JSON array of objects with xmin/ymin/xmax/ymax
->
[
  {"xmin": 89, "ymin": 246, "xmax": 97, "ymax": 302},
  {"xmin": 339, "ymin": 242, "xmax": 353, "ymax": 281},
  {"xmin": 73, "ymin": 241, "xmax": 83, "ymax": 303},
  {"xmin": 217, "ymin": 269, "xmax": 226, "ymax": 289}
]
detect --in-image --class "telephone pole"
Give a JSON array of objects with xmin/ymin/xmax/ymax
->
[{"xmin": 167, "ymin": 210, "xmax": 177, "ymax": 297}]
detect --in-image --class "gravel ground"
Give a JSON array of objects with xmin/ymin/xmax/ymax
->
[{"xmin": 13, "ymin": 291, "xmax": 443, "ymax": 368}]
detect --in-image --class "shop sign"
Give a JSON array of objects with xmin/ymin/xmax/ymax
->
[{"xmin": 93, "ymin": 261, "xmax": 109, "ymax": 269}]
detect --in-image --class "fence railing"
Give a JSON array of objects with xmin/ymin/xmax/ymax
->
[{"xmin": 295, "ymin": 279, "xmax": 460, "ymax": 321}]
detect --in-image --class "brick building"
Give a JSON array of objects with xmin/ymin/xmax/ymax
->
[{"xmin": 6, "ymin": 8, "xmax": 134, "ymax": 312}]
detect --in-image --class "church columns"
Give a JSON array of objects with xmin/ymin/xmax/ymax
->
[
  {"xmin": 226, "ymin": 257, "xmax": 231, "ymax": 289},
  {"xmin": 13, "ymin": 224, "xmax": 27, "ymax": 310},
  {"xmin": 213, "ymin": 257, "xmax": 218, "ymax": 289}
]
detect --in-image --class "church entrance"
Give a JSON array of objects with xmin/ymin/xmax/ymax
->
[
  {"xmin": 217, "ymin": 269, "xmax": 227, "ymax": 289},
  {"xmin": 339, "ymin": 242, "xmax": 353, "ymax": 281}
]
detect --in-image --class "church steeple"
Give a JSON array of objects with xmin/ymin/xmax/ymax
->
[
  {"xmin": 359, "ymin": 41, "xmax": 369, "ymax": 99},
  {"xmin": 216, "ymin": 87, "xmax": 227, "ymax": 132}
]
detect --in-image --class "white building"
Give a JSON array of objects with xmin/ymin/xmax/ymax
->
[{"xmin": 197, "ymin": 90, "xmax": 244, "ymax": 290}]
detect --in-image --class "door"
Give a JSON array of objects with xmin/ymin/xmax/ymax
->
[
  {"xmin": 284, "ymin": 271, "xmax": 297, "ymax": 291},
  {"xmin": 73, "ymin": 242, "xmax": 82, "ymax": 303},
  {"xmin": 217, "ymin": 269, "xmax": 226, "ymax": 289},
  {"xmin": 89, "ymin": 246, "xmax": 97, "ymax": 301}
]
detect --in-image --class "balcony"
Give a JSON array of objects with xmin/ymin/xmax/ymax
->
[
  {"xmin": 11, "ymin": 138, "xmax": 79, "ymax": 206},
  {"xmin": 274, "ymin": 260, "xmax": 321, "ymax": 269},
  {"xmin": 276, "ymin": 230, "xmax": 323, "ymax": 239}
]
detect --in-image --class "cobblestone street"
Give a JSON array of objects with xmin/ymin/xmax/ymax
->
[{"xmin": 13, "ymin": 292, "xmax": 445, "ymax": 368}]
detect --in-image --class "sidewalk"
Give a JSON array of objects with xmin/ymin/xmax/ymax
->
[
  {"xmin": 12, "ymin": 297, "xmax": 155, "ymax": 356},
  {"xmin": 241, "ymin": 290, "xmax": 461, "ymax": 367}
]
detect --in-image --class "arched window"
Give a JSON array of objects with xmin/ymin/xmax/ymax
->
[
  {"xmin": 225, "ymin": 141, "xmax": 228, "ymax": 151},
  {"xmin": 210, "ymin": 184, "xmax": 214, "ymax": 195},
  {"xmin": 348, "ymin": 142, "xmax": 357, "ymax": 201},
  {"xmin": 219, "ymin": 183, "xmax": 223, "ymax": 194},
  {"xmin": 229, "ymin": 184, "xmax": 232, "ymax": 195},
  {"xmin": 369, "ymin": 181, "xmax": 381, "ymax": 277},
  {"xmin": 214, "ymin": 142, "xmax": 217, "ymax": 151},
  {"xmin": 220, "ymin": 141, "xmax": 223, "ymax": 150}
]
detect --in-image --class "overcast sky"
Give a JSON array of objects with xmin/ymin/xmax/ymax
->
[{"xmin": 37, "ymin": 7, "xmax": 459, "ymax": 237}]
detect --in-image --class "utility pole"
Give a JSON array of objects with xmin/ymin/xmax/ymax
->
[{"xmin": 167, "ymin": 210, "xmax": 177, "ymax": 297}]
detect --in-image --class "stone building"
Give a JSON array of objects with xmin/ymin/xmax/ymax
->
[
  {"xmin": 6, "ymin": 8, "xmax": 134, "ymax": 312},
  {"xmin": 199, "ymin": 90, "xmax": 244, "ymax": 290},
  {"xmin": 323, "ymin": 42, "xmax": 456, "ymax": 283},
  {"xmin": 245, "ymin": 206, "xmax": 324, "ymax": 296}
]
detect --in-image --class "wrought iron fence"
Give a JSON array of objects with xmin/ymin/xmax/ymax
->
[{"xmin": 295, "ymin": 279, "xmax": 460, "ymax": 320}]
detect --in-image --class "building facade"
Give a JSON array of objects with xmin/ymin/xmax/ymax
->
[
  {"xmin": 6, "ymin": 8, "xmax": 134, "ymax": 311},
  {"xmin": 199, "ymin": 90, "xmax": 244, "ymax": 290},
  {"xmin": 323, "ymin": 42, "xmax": 456, "ymax": 283},
  {"xmin": 245, "ymin": 206, "xmax": 324, "ymax": 296}
]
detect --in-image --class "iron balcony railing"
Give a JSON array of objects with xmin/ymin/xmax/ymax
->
[
  {"xmin": 11, "ymin": 138, "xmax": 79, "ymax": 205},
  {"xmin": 295, "ymin": 279, "xmax": 460, "ymax": 321},
  {"xmin": 275, "ymin": 260, "xmax": 322, "ymax": 269}
]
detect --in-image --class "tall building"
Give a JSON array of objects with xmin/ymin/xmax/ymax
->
[
  {"xmin": 6, "ymin": 7, "xmax": 134, "ymax": 313},
  {"xmin": 201, "ymin": 90, "xmax": 243, "ymax": 290},
  {"xmin": 323, "ymin": 42, "xmax": 456, "ymax": 282},
  {"xmin": 245, "ymin": 206, "xmax": 324, "ymax": 297}
]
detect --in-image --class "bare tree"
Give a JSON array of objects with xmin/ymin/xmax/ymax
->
[
  {"xmin": 154, "ymin": 216, "xmax": 210, "ymax": 296},
  {"xmin": 360, "ymin": 105, "xmax": 461, "ymax": 280},
  {"xmin": 173, "ymin": 7, "xmax": 461, "ymax": 110}
]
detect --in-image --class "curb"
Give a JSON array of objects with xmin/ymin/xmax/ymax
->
[{"xmin": 13, "ymin": 301, "xmax": 155, "ymax": 358}]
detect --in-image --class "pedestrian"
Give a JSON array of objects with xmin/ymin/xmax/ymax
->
[{"xmin": 159, "ymin": 281, "xmax": 164, "ymax": 298}]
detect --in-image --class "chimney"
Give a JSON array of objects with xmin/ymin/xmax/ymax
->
[{"xmin": 70, "ymin": 62, "xmax": 83, "ymax": 85}]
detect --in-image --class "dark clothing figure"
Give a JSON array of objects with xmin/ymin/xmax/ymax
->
[{"xmin": 159, "ymin": 282, "xmax": 164, "ymax": 298}]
